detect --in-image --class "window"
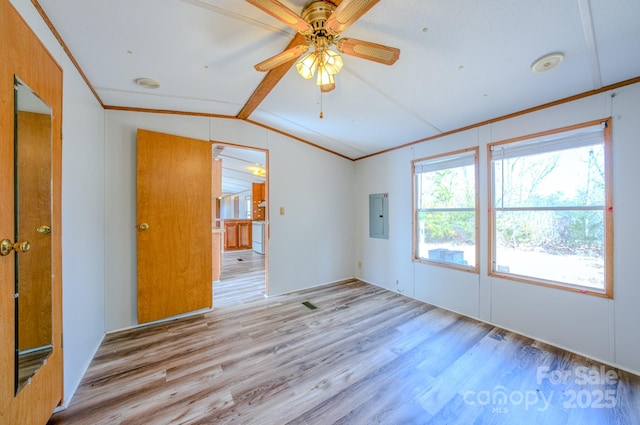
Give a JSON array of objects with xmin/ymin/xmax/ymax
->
[
  {"xmin": 413, "ymin": 148, "xmax": 478, "ymax": 270},
  {"xmin": 245, "ymin": 195, "xmax": 252, "ymax": 219},
  {"xmin": 489, "ymin": 119, "xmax": 612, "ymax": 297}
]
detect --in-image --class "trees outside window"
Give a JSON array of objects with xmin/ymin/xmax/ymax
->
[
  {"xmin": 489, "ymin": 119, "xmax": 612, "ymax": 296},
  {"xmin": 413, "ymin": 148, "xmax": 478, "ymax": 271}
]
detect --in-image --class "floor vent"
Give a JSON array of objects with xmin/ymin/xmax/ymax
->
[
  {"xmin": 490, "ymin": 332, "xmax": 506, "ymax": 342},
  {"xmin": 302, "ymin": 301, "xmax": 317, "ymax": 310}
]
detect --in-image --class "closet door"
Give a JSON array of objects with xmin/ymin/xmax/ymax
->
[
  {"xmin": 136, "ymin": 129, "xmax": 212, "ymax": 324},
  {"xmin": 0, "ymin": 1, "xmax": 63, "ymax": 423}
]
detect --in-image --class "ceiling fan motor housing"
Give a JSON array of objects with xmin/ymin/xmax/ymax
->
[{"xmin": 302, "ymin": 1, "xmax": 337, "ymax": 45}]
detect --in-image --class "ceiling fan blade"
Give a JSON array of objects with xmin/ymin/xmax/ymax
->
[
  {"xmin": 326, "ymin": 0, "xmax": 379, "ymax": 35},
  {"xmin": 246, "ymin": 0, "xmax": 313, "ymax": 34},
  {"xmin": 336, "ymin": 38, "xmax": 400, "ymax": 65},
  {"xmin": 254, "ymin": 44, "xmax": 310, "ymax": 72}
]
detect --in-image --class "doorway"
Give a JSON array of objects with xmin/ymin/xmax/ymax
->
[{"xmin": 212, "ymin": 143, "xmax": 267, "ymax": 307}]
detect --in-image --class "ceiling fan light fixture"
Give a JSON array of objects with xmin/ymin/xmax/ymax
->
[
  {"xmin": 296, "ymin": 51, "xmax": 318, "ymax": 79},
  {"xmin": 248, "ymin": 0, "xmax": 400, "ymax": 97},
  {"xmin": 317, "ymin": 65, "xmax": 335, "ymax": 87},
  {"xmin": 247, "ymin": 165, "xmax": 266, "ymax": 177},
  {"xmin": 296, "ymin": 46, "xmax": 343, "ymax": 91},
  {"xmin": 320, "ymin": 83, "xmax": 335, "ymax": 93},
  {"xmin": 322, "ymin": 49, "xmax": 343, "ymax": 74}
]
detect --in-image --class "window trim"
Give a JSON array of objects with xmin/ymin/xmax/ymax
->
[
  {"xmin": 412, "ymin": 147, "xmax": 480, "ymax": 273},
  {"xmin": 487, "ymin": 118, "xmax": 613, "ymax": 298}
]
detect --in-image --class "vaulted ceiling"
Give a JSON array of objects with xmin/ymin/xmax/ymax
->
[{"xmin": 34, "ymin": 0, "xmax": 640, "ymax": 160}]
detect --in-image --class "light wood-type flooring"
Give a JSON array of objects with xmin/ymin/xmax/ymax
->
[
  {"xmin": 48, "ymin": 253, "xmax": 640, "ymax": 425},
  {"xmin": 215, "ymin": 249, "xmax": 266, "ymax": 307}
]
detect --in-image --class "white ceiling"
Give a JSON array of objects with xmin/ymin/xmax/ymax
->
[{"xmin": 35, "ymin": 0, "xmax": 640, "ymax": 160}]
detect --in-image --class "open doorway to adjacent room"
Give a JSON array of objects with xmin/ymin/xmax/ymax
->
[{"xmin": 211, "ymin": 143, "xmax": 268, "ymax": 308}]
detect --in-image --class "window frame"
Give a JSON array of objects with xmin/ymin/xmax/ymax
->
[
  {"xmin": 487, "ymin": 118, "xmax": 613, "ymax": 298},
  {"xmin": 412, "ymin": 147, "xmax": 480, "ymax": 273}
]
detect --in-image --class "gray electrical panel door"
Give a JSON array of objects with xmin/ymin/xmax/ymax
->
[{"xmin": 369, "ymin": 193, "xmax": 389, "ymax": 239}]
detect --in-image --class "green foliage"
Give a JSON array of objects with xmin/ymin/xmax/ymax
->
[
  {"xmin": 417, "ymin": 166, "xmax": 475, "ymax": 246},
  {"xmin": 419, "ymin": 211, "xmax": 475, "ymax": 244}
]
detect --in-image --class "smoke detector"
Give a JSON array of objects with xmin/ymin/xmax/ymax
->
[{"xmin": 531, "ymin": 53, "xmax": 564, "ymax": 73}]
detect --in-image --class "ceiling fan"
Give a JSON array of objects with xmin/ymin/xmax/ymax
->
[{"xmin": 246, "ymin": 0, "xmax": 400, "ymax": 92}]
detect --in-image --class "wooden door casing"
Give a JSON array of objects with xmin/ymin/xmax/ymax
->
[
  {"xmin": 212, "ymin": 159, "xmax": 222, "ymax": 281},
  {"xmin": 136, "ymin": 129, "xmax": 212, "ymax": 324}
]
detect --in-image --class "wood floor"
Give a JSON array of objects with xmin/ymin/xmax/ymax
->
[
  {"xmin": 215, "ymin": 250, "xmax": 266, "ymax": 308},
  {"xmin": 48, "ymin": 255, "xmax": 640, "ymax": 425}
]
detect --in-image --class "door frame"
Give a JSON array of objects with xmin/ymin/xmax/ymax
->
[{"xmin": 211, "ymin": 140, "xmax": 269, "ymax": 296}]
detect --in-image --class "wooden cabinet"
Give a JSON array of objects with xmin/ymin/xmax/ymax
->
[
  {"xmin": 252, "ymin": 182, "xmax": 265, "ymax": 220},
  {"xmin": 223, "ymin": 220, "xmax": 252, "ymax": 251}
]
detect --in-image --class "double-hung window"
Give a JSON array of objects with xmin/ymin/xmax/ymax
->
[
  {"xmin": 489, "ymin": 119, "xmax": 612, "ymax": 296},
  {"xmin": 413, "ymin": 148, "xmax": 478, "ymax": 271}
]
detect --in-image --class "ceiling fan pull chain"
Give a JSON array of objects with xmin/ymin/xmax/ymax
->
[{"xmin": 320, "ymin": 90, "xmax": 324, "ymax": 119}]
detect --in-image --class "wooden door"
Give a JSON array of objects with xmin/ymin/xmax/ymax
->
[
  {"xmin": 136, "ymin": 129, "xmax": 212, "ymax": 324},
  {"xmin": 1, "ymin": 1, "xmax": 63, "ymax": 423}
]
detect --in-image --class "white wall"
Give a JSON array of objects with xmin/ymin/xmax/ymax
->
[
  {"xmin": 610, "ymin": 83, "xmax": 640, "ymax": 372},
  {"xmin": 219, "ymin": 190, "xmax": 251, "ymax": 219},
  {"xmin": 355, "ymin": 83, "xmax": 640, "ymax": 375},
  {"xmin": 9, "ymin": 0, "xmax": 107, "ymax": 404},
  {"xmin": 219, "ymin": 195, "xmax": 238, "ymax": 219},
  {"xmin": 104, "ymin": 111, "xmax": 355, "ymax": 331},
  {"xmin": 58, "ymin": 54, "xmax": 106, "ymax": 404}
]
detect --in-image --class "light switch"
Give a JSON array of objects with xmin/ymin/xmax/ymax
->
[{"xmin": 280, "ymin": 207, "xmax": 285, "ymax": 215}]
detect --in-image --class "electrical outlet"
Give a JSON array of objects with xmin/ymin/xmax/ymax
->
[
  {"xmin": 358, "ymin": 261, "xmax": 362, "ymax": 269},
  {"xmin": 280, "ymin": 207, "xmax": 285, "ymax": 215}
]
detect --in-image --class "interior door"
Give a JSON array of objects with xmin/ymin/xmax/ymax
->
[
  {"xmin": 1, "ymin": 1, "xmax": 63, "ymax": 422},
  {"xmin": 136, "ymin": 129, "xmax": 212, "ymax": 324}
]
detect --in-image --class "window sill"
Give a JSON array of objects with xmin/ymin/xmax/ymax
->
[
  {"xmin": 414, "ymin": 257, "xmax": 479, "ymax": 274},
  {"xmin": 488, "ymin": 271, "xmax": 612, "ymax": 299}
]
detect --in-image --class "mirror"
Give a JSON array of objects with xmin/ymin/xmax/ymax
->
[{"xmin": 13, "ymin": 77, "xmax": 53, "ymax": 394}]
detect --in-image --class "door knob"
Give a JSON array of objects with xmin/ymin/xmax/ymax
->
[
  {"xmin": 139, "ymin": 223, "xmax": 149, "ymax": 231},
  {"xmin": 37, "ymin": 225, "xmax": 51, "ymax": 234},
  {"xmin": 0, "ymin": 239, "xmax": 31, "ymax": 256}
]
